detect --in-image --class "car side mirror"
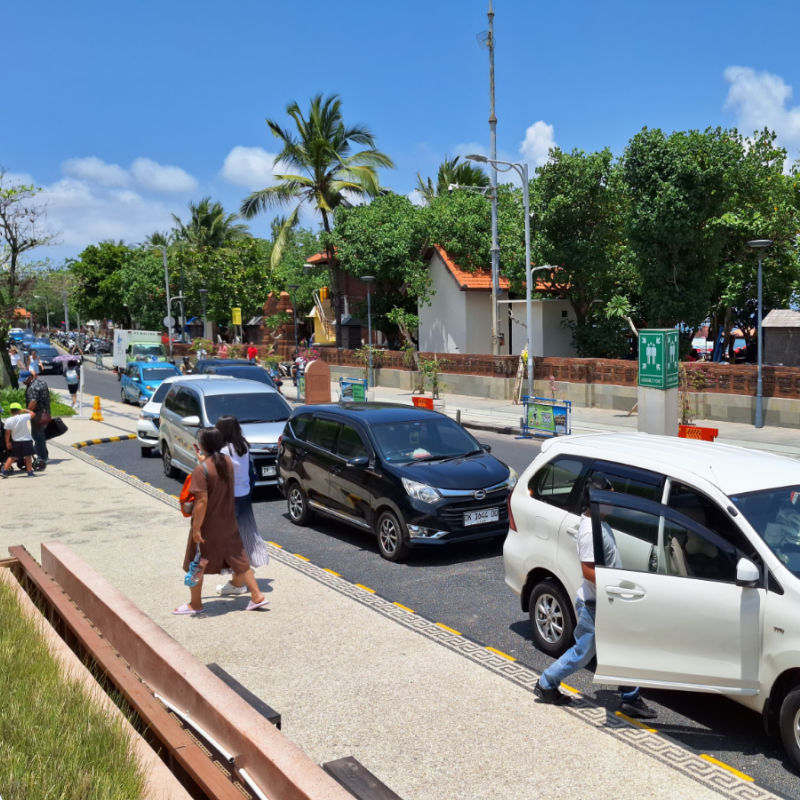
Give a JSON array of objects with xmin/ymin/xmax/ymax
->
[
  {"xmin": 480, "ymin": 443, "xmax": 492, "ymax": 453},
  {"xmin": 346, "ymin": 456, "xmax": 369, "ymax": 468},
  {"xmin": 183, "ymin": 415, "xmax": 201, "ymax": 427},
  {"xmin": 736, "ymin": 557, "xmax": 760, "ymax": 588}
]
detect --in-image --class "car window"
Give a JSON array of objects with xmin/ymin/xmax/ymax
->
[
  {"xmin": 529, "ymin": 457, "xmax": 585, "ymax": 510},
  {"xmin": 150, "ymin": 382, "xmax": 172, "ymax": 404},
  {"xmin": 336, "ymin": 425, "xmax": 368, "ymax": 459},
  {"xmin": 590, "ymin": 461, "xmax": 664, "ymax": 502},
  {"xmin": 163, "ymin": 387, "xmax": 181, "ymax": 413},
  {"xmin": 597, "ymin": 503, "xmax": 739, "ymax": 581},
  {"xmin": 291, "ymin": 413, "xmax": 314, "ymax": 441},
  {"xmin": 182, "ymin": 390, "xmax": 202, "ymax": 418},
  {"xmin": 306, "ymin": 418, "xmax": 341, "ymax": 451},
  {"xmin": 204, "ymin": 392, "xmax": 290, "ymax": 425},
  {"xmin": 142, "ymin": 367, "xmax": 179, "ymax": 381},
  {"xmin": 207, "ymin": 365, "xmax": 273, "ymax": 385},
  {"xmin": 371, "ymin": 418, "xmax": 479, "ymax": 463}
]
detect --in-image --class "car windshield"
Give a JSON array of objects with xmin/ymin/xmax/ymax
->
[
  {"xmin": 372, "ymin": 418, "xmax": 480, "ymax": 463},
  {"xmin": 208, "ymin": 366, "xmax": 272, "ymax": 385},
  {"xmin": 142, "ymin": 367, "xmax": 179, "ymax": 381},
  {"xmin": 204, "ymin": 392, "xmax": 290, "ymax": 424},
  {"xmin": 731, "ymin": 485, "xmax": 800, "ymax": 577},
  {"xmin": 134, "ymin": 345, "xmax": 163, "ymax": 356}
]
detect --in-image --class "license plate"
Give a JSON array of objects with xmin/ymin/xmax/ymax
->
[
  {"xmin": 261, "ymin": 465, "xmax": 276, "ymax": 477},
  {"xmin": 463, "ymin": 507, "xmax": 499, "ymax": 526}
]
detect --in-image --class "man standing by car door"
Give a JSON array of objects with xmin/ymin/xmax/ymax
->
[
  {"xmin": 21, "ymin": 370, "xmax": 50, "ymax": 466},
  {"xmin": 534, "ymin": 473, "xmax": 656, "ymax": 719}
]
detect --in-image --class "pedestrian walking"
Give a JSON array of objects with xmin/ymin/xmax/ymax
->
[
  {"xmin": 2, "ymin": 403, "xmax": 37, "ymax": 477},
  {"xmin": 217, "ymin": 342, "xmax": 229, "ymax": 359},
  {"xmin": 534, "ymin": 473, "xmax": 656, "ymax": 719},
  {"xmin": 246, "ymin": 342, "xmax": 258, "ymax": 361},
  {"xmin": 9, "ymin": 346, "xmax": 22, "ymax": 374},
  {"xmin": 27, "ymin": 350, "xmax": 42, "ymax": 376},
  {"xmin": 173, "ymin": 427, "xmax": 268, "ymax": 615},
  {"xmin": 21, "ymin": 370, "xmax": 50, "ymax": 465},
  {"xmin": 64, "ymin": 359, "xmax": 80, "ymax": 409},
  {"xmin": 213, "ymin": 415, "xmax": 269, "ymax": 597}
]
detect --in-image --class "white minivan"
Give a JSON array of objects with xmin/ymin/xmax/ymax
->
[{"xmin": 503, "ymin": 432, "xmax": 800, "ymax": 769}]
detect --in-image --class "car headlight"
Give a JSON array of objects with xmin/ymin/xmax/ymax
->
[
  {"xmin": 145, "ymin": 385, "xmax": 155, "ymax": 391},
  {"xmin": 508, "ymin": 466, "xmax": 518, "ymax": 489},
  {"xmin": 402, "ymin": 478, "xmax": 441, "ymax": 504}
]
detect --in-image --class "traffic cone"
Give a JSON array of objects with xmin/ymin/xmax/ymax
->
[{"xmin": 91, "ymin": 395, "xmax": 104, "ymax": 422}]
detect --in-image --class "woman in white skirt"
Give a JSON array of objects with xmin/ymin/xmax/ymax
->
[{"xmin": 214, "ymin": 415, "xmax": 270, "ymax": 595}]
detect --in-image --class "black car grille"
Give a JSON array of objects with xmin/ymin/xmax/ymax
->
[{"xmin": 438, "ymin": 494, "xmax": 509, "ymax": 530}]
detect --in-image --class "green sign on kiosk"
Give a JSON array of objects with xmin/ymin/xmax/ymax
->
[{"xmin": 638, "ymin": 329, "xmax": 679, "ymax": 390}]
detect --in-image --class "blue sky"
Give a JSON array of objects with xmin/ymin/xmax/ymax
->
[{"xmin": 5, "ymin": 0, "xmax": 800, "ymax": 264}]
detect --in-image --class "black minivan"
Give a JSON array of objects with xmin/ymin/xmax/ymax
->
[{"xmin": 277, "ymin": 403, "xmax": 517, "ymax": 561}]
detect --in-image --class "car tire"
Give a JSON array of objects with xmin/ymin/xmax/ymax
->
[
  {"xmin": 287, "ymin": 481, "xmax": 313, "ymax": 525},
  {"xmin": 162, "ymin": 443, "xmax": 178, "ymax": 480},
  {"xmin": 375, "ymin": 509, "xmax": 409, "ymax": 562},
  {"xmin": 529, "ymin": 579, "xmax": 575, "ymax": 657},
  {"xmin": 120, "ymin": 388, "xmax": 127, "ymax": 404},
  {"xmin": 779, "ymin": 688, "xmax": 800, "ymax": 771}
]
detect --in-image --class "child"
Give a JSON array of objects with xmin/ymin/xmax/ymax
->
[
  {"xmin": 64, "ymin": 360, "xmax": 80, "ymax": 408},
  {"xmin": 2, "ymin": 403, "xmax": 37, "ymax": 477}
]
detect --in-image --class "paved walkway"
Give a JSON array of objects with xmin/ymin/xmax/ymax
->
[{"xmin": 1, "ymin": 375, "xmax": 791, "ymax": 799}]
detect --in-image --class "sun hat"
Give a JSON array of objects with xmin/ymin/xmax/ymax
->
[
  {"xmin": 18, "ymin": 370, "xmax": 32, "ymax": 381},
  {"xmin": 9, "ymin": 402, "xmax": 22, "ymax": 411}
]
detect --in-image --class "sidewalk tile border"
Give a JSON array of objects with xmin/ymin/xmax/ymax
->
[{"xmin": 65, "ymin": 441, "xmax": 782, "ymax": 800}]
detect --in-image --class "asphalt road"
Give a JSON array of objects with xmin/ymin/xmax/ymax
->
[{"xmin": 45, "ymin": 363, "xmax": 799, "ymax": 797}]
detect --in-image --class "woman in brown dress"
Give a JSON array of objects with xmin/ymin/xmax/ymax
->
[{"xmin": 173, "ymin": 427, "xmax": 268, "ymax": 614}]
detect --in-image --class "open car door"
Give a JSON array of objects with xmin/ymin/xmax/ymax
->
[{"xmin": 589, "ymin": 490, "xmax": 763, "ymax": 696}]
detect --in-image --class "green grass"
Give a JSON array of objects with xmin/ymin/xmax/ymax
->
[
  {"xmin": 0, "ymin": 388, "xmax": 75, "ymax": 418},
  {"xmin": 0, "ymin": 579, "xmax": 146, "ymax": 800}
]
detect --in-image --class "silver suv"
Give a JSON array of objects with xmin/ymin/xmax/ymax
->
[{"xmin": 158, "ymin": 377, "xmax": 291, "ymax": 487}]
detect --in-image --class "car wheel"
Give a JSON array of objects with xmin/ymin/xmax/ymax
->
[
  {"xmin": 529, "ymin": 579, "xmax": 575, "ymax": 657},
  {"xmin": 287, "ymin": 481, "xmax": 312, "ymax": 525},
  {"xmin": 779, "ymin": 688, "xmax": 800, "ymax": 771},
  {"xmin": 120, "ymin": 388, "xmax": 127, "ymax": 404},
  {"xmin": 162, "ymin": 444, "xmax": 178, "ymax": 480},
  {"xmin": 375, "ymin": 509, "xmax": 409, "ymax": 562}
]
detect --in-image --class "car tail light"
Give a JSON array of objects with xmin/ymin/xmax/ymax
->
[{"xmin": 507, "ymin": 492, "xmax": 516, "ymax": 531}]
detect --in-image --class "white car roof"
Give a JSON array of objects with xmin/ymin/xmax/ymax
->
[{"xmin": 539, "ymin": 432, "xmax": 800, "ymax": 496}]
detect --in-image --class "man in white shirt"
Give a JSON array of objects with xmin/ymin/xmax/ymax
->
[
  {"xmin": 534, "ymin": 473, "xmax": 656, "ymax": 719},
  {"xmin": 2, "ymin": 403, "xmax": 37, "ymax": 477}
]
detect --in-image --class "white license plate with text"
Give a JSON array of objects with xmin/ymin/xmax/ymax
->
[
  {"xmin": 261, "ymin": 465, "xmax": 277, "ymax": 477},
  {"xmin": 463, "ymin": 507, "xmax": 499, "ymax": 527}
]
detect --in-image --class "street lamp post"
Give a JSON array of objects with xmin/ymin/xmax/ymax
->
[
  {"xmin": 156, "ymin": 245, "xmax": 173, "ymax": 359},
  {"xmin": 34, "ymin": 295, "xmax": 50, "ymax": 332},
  {"xmin": 288, "ymin": 284, "xmax": 299, "ymax": 353},
  {"xmin": 198, "ymin": 288, "xmax": 208, "ymax": 340},
  {"xmin": 747, "ymin": 239, "xmax": 773, "ymax": 428},
  {"xmin": 466, "ymin": 154, "xmax": 532, "ymax": 395},
  {"xmin": 361, "ymin": 276, "xmax": 376, "ymax": 387}
]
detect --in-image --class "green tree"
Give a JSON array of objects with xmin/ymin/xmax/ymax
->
[
  {"xmin": 239, "ymin": 93, "xmax": 394, "ymax": 346},
  {"xmin": 67, "ymin": 241, "xmax": 133, "ymax": 323},
  {"xmin": 415, "ymin": 155, "xmax": 489, "ymax": 204},
  {"xmin": 171, "ymin": 197, "xmax": 250, "ymax": 249},
  {"xmin": 329, "ymin": 193, "xmax": 430, "ymax": 348}
]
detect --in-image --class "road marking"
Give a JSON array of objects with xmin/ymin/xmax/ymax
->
[
  {"xmin": 614, "ymin": 711, "xmax": 657, "ymax": 732},
  {"xmin": 322, "ymin": 568, "xmax": 341, "ymax": 576},
  {"xmin": 393, "ymin": 602, "xmax": 415, "ymax": 613},
  {"xmin": 435, "ymin": 622, "xmax": 462, "ymax": 635},
  {"xmin": 560, "ymin": 683, "xmax": 580, "ymax": 694},
  {"xmin": 699, "ymin": 754, "xmax": 753, "ymax": 781},
  {"xmin": 486, "ymin": 646, "xmax": 516, "ymax": 661},
  {"xmin": 267, "ymin": 541, "xmax": 283, "ymax": 548},
  {"xmin": 293, "ymin": 553, "xmax": 310, "ymax": 562},
  {"xmin": 355, "ymin": 583, "xmax": 376, "ymax": 593}
]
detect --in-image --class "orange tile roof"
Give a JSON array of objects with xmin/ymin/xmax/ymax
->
[{"xmin": 433, "ymin": 245, "xmax": 510, "ymax": 291}]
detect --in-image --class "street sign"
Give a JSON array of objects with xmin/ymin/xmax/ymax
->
[
  {"xmin": 231, "ymin": 307, "xmax": 242, "ymax": 325},
  {"xmin": 163, "ymin": 315, "xmax": 175, "ymax": 328},
  {"xmin": 638, "ymin": 329, "xmax": 679, "ymax": 390}
]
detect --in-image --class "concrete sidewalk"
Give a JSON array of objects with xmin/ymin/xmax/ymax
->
[{"xmin": 1, "ymin": 384, "xmax": 784, "ymax": 800}]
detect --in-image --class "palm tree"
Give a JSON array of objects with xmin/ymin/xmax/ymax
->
[
  {"xmin": 415, "ymin": 155, "xmax": 489, "ymax": 204},
  {"xmin": 240, "ymin": 93, "xmax": 394, "ymax": 346},
  {"xmin": 171, "ymin": 197, "xmax": 250, "ymax": 249}
]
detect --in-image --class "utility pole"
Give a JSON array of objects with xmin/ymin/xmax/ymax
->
[{"xmin": 487, "ymin": 0, "xmax": 500, "ymax": 355}]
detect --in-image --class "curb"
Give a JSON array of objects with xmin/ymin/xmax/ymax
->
[{"xmin": 72, "ymin": 434, "xmax": 137, "ymax": 449}]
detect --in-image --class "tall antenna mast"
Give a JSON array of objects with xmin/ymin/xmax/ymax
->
[{"xmin": 488, "ymin": 0, "xmax": 499, "ymax": 355}]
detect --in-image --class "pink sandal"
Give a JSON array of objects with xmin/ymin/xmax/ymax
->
[{"xmin": 172, "ymin": 603, "xmax": 204, "ymax": 615}]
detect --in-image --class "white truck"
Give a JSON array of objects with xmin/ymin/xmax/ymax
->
[{"xmin": 112, "ymin": 330, "xmax": 167, "ymax": 373}]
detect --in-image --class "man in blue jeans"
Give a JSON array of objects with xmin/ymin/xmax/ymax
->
[{"xmin": 534, "ymin": 473, "xmax": 656, "ymax": 719}]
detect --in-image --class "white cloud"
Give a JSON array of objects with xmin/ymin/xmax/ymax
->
[
  {"xmin": 131, "ymin": 157, "xmax": 197, "ymax": 193},
  {"xmin": 221, "ymin": 145, "xmax": 284, "ymax": 190},
  {"xmin": 520, "ymin": 121, "xmax": 556, "ymax": 168},
  {"xmin": 725, "ymin": 66, "xmax": 800, "ymax": 154},
  {"xmin": 453, "ymin": 142, "xmax": 488, "ymax": 160},
  {"xmin": 407, "ymin": 189, "xmax": 426, "ymax": 206},
  {"xmin": 62, "ymin": 156, "xmax": 130, "ymax": 187}
]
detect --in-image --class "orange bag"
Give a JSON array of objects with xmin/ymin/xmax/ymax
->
[{"xmin": 179, "ymin": 462, "xmax": 207, "ymax": 517}]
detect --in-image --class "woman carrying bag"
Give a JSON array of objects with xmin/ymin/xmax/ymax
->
[
  {"xmin": 173, "ymin": 427, "xmax": 268, "ymax": 615},
  {"xmin": 214, "ymin": 415, "xmax": 270, "ymax": 596}
]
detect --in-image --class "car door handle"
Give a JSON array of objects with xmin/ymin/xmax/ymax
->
[{"xmin": 604, "ymin": 585, "xmax": 646, "ymax": 600}]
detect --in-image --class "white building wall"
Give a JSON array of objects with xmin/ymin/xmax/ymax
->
[
  {"xmin": 506, "ymin": 299, "xmax": 576, "ymax": 357},
  {"xmin": 418, "ymin": 250, "xmax": 466, "ymax": 353}
]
